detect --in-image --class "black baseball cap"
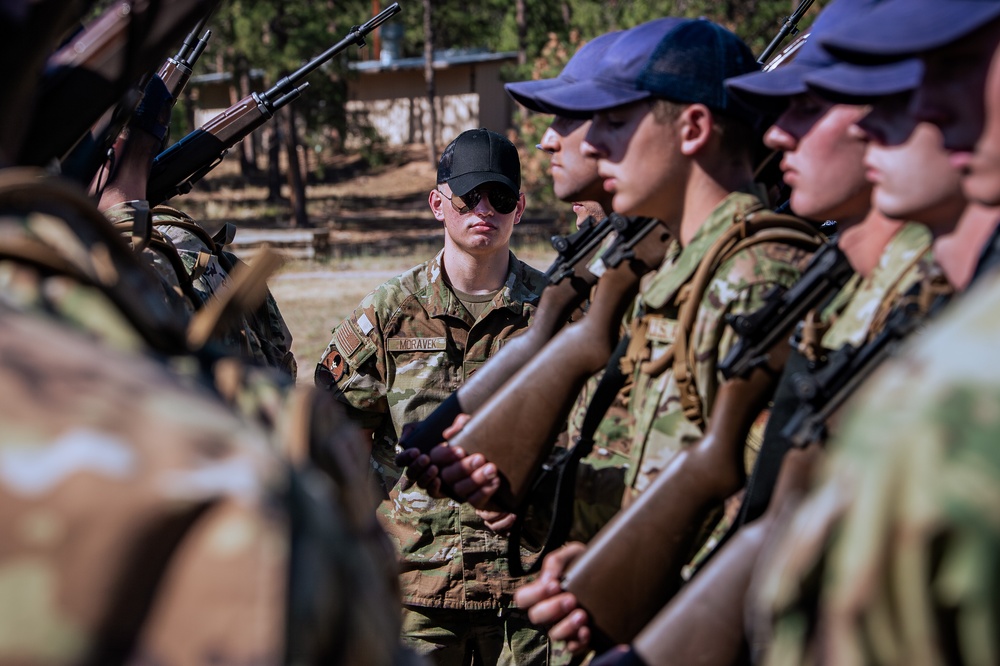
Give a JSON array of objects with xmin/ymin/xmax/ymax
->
[{"xmin": 437, "ymin": 128, "xmax": 520, "ymax": 197}]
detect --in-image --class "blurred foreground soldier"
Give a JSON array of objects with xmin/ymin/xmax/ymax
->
[
  {"xmin": 0, "ymin": 2, "xmax": 418, "ymax": 663},
  {"xmin": 748, "ymin": 1, "xmax": 1000, "ymax": 664},
  {"xmin": 315, "ymin": 129, "xmax": 548, "ymax": 664}
]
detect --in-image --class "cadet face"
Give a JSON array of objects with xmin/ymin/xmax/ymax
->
[
  {"xmin": 859, "ymin": 94, "xmax": 964, "ymax": 232},
  {"xmin": 583, "ymin": 100, "xmax": 685, "ymax": 221},
  {"xmin": 430, "ymin": 181, "xmax": 525, "ymax": 256},
  {"xmin": 540, "ymin": 116, "xmax": 609, "ymax": 222},
  {"xmin": 764, "ymin": 93, "xmax": 871, "ymax": 222},
  {"xmin": 913, "ymin": 19, "xmax": 1000, "ymax": 205}
]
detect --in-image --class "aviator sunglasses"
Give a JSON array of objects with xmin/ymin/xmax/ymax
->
[{"xmin": 437, "ymin": 184, "xmax": 519, "ymax": 215}]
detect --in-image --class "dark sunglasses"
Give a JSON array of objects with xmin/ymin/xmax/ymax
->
[{"xmin": 438, "ymin": 185, "xmax": 519, "ymax": 215}]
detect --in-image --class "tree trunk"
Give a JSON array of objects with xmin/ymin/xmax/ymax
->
[
  {"xmin": 283, "ymin": 105, "xmax": 308, "ymax": 227},
  {"xmin": 266, "ymin": 124, "xmax": 282, "ymax": 202},
  {"xmin": 234, "ymin": 54, "xmax": 257, "ymax": 176},
  {"xmin": 422, "ymin": 0, "xmax": 437, "ymax": 164},
  {"xmin": 516, "ymin": 0, "xmax": 527, "ymax": 66}
]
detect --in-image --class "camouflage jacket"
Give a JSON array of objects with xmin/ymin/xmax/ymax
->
[
  {"xmin": 821, "ymin": 221, "xmax": 933, "ymax": 350},
  {"xmin": 103, "ymin": 201, "xmax": 297, "ymax": 378},
  {"xmin": 623, "ymin": 192, "xmax": 813, "ymax": 504},
  {"xmin": 317, "ymin": 249, "xmax": 546, "ymax": 609},
  {"xmin": 754, "ymin": 268, "xmax": 1000, "ymax": 666}
]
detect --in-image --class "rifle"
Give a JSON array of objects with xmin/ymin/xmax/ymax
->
[
  {"xmin": 399, "ymin": 214, "xmax": 653, "ymax": 455},
  {"xmin": 757, "ymin": 0, "xmax": 816, "ymax": 66},
  {"xmin": 443, "ymin": 218, "xmax": 672, "ymax": 512},
  {"xmin": 146, "ymin": 3, "xmax": 402, "ymax": 205},
  {"xmin": 621, "ymin": 278, "xmax": 952, "ymax": 665},
  {"xmin": 559, "ymin": 241, "xmax": 852, "ymax": 644},
  {"xmin": 19, "ymin": 0, "xmax": 221, "ymax": 168}
]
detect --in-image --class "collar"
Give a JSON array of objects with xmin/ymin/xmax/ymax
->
[
  {"xmin": 422, "ymin": 249, "xmax": 540, "ymax": 321},
  {"xmin": 642, "ymin": 190, "xmax": 765, "ymax": 310}
]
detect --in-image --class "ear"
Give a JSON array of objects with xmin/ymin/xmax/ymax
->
[
  {"xmin": 678, "ymin": 104, "xmax": 714, "ymax": 157},
  {"xmin": 429, "ymin": 188, "xmax": 446, "ymax": 222},
  {"xmin": 512, "ymin": 192, "xmax": 526, "ymax": 225}
]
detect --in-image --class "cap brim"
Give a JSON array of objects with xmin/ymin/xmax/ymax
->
[
  {"xmin": 535, "ymin": 79, "xmax": 652, "ymax": 117},
  {"xmin": 805, "ymin": 58, "xmax": 923, "ymax": 102},
  {"xmin": 505, "ymin": 80, "xmax": 559, "ymax": 114},
  {"xmin": 725, "ymin": 62, "xmax": 814, "ymax": 112},
  {"xmin": 821, "ymin": 0, "xmax": 1000, "ymax": 60},
  {"xmin": 446, "ymin": 172, "xmax": 519, "ymax": 198}
]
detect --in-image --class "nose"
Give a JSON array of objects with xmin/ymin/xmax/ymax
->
[
  {"xmin": 539, "ymin": 127, "xmax": 559, "ymax": 154},
  {"xmin": 764, "ymin": 122, "xmax": 797, "ymax": 152}
]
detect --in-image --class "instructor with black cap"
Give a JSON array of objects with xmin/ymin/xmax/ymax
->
[{"xmin": 315, "ymin": 127, "xmax": 548, "ymax": 665}]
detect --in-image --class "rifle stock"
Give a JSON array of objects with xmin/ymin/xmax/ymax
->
[
  {"xmin": 447, "ymin": 219, "xmax": 671, "ymax": 511},
  {"xmin": 562, "ymin": 355, "xmax": 784, "ymax": 644},
  {"xmin": 20, "ymin": 0, "xmax": 220, "ymax": 167},
  {"xmin": 400, "ymin": 215, "xmax": 651, "ymax": 455},
  {"xmin": 630, "ymin": 443, "xmax": 822, "ymax": 666},
  {"xmin": 146, "ymin": 3, "xmax": 401, "ymax": 204},
  {"xmin": 561, "ymin": 241, "xmax": 851, "ymax": 644}
]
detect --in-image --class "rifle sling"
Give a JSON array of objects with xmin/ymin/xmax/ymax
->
[{"xmin": 506, "ymin": 333, "xmax": 632, "ymax": 576}]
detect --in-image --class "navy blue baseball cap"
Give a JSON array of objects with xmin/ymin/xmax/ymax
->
[
  {"xmin": 804, "ymin": 58, "xmax": 923, "ymax": 102},
  {"xmin": 726, "ymin": 0, "xmax": 881, "ymax": 109},
  {"xmin": 437, "ymin": 128, "xmax": 520, "ymax": 197},
  {"xmin": 505, "ymin": 31, "xmax": 623, "ymax": 114},
  {"xmin": 533, "ymin": 17, "xmax": 759, "ymax": 122},
  {"xmin": 820, "ymin": 0, "xmax": 1000, "ymax": 60}
]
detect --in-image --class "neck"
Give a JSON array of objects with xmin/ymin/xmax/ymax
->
[
  {"xmin": 441, "ymin": 242, "xmax": 511, "ymax": 294},
  {"xmin": 933, "ymin": 204, "xmax": 1000, "ymax": 292},
  {"xmin": 673, "ymin": 162, "xmax": 755, "ymax": 247},
  {"xmin": 837, "ymin": 209, "xmax": 904, "ymax": 278}
]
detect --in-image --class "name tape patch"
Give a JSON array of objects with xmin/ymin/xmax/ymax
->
[{"xmin": 387, "ymin": 337, "xmax": 448, "ymax": 352}]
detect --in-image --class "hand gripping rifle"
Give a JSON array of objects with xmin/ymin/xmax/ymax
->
[
  {"xmin": 146, "ymin": 3, "xmax": 402, "ymax": 205},
  {"xmin": 398, "ymin": 213, "xmax": 650, "ymax": 455},
  {"xmin": 621, "ymin": 277, "xmax": 952, "ymax": 666},
  {"xmin": 443, "ymin": 218, "xmax": 671, "ymax": 513},
  {"xmin": 559, "ymin": 241, "xmax": 851, "ymax": 645}
]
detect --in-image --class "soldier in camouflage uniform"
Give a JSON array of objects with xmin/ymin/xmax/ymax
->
[
  {"xmin": 0, "ymin": 3, "xmax": 418, "ymax": 662},
  {"xmin": 749, "ymin": 1, "xmax": 1000, "ymax": 664},
  {"xmin": 315, "ymin": 128, "xmax": 549, "ymax": 665},
  {"xmin": 507, "ymin": 17, "xmax": 818, "ymax": 655}
]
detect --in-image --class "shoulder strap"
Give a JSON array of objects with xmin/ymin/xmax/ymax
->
[{"xmin": 657, "ymin": 207, "xmax": 826, "ymax": 430}]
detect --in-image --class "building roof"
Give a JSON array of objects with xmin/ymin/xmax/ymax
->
[{"xmin": 350, "ymin": 48, "xmax": 517, "ymax": 73}]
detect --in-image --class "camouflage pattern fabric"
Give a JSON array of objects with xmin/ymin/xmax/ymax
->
[
  {"xmin": 103, "ymin": 201, "xmax": 297, "ymax": 378},
  {"xmin": 0, "ymin": 304, "xmax": 420, "ymax": 665},
  {"xmin": 753, "ymin": 268, "xmax": 1000, "ymax": 666},
  {"xmin": 624, "ymin": 192, "xmax": 812, "ymax": 504},
  {"xmin": 822, "ymin": 222, "xmax": 933, "ymax": 349},
  {"xmin": 316, "ymin": 248, "xmax": 547, "ymax": 610}
]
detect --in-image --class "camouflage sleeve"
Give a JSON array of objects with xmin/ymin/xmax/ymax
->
[{"xmin": 315, "ymin": 296, "xmax": 390, "ymax": 432}]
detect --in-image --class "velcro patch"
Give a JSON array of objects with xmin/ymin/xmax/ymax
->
[
  {"xmin": 357, "ymin": 313, "xmax": 375, "ymax": 336},
  {"xmin": 336, "ymin": 322, "xmax": 362, "ymax": 356},
  {"xmin": 319, "ymin": 347, "xmax": 348, "ymax": 383},
  {"xmin": 387, "ymin": 337, "xmax": 447, "ymax": 352},
  {"xmin": 645, "ymin": 316, "xmax": 677, "ymax": 343}
]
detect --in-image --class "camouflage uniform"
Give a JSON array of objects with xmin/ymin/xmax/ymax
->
[
  {"xmin": 102, "ymin": 200, "xmax": 297, "ymax": 378},
  {"xmin": 624, "ymin": 192, "xmax": 812, "ymax": 504},
  {"xmin": 821, "ymin": 222, "xmax": 933, "ymax": 349},
  {"xmin": 753, "ymin": 267, "xmax": 1000, "ymax": 666},
  {"xmin": 0, "ymin": 171, "xmax": 419, "ymax": 665},
  {"xmin": 316, "ymin": 249, "xmax": 548, "ymax": 664}
]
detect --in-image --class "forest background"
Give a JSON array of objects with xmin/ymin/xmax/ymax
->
[{"xmin": 159, "ymin": 0, "xmax": 830, "ymax": 377}]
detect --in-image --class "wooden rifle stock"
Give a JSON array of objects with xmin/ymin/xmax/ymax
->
[
  {"xmin": 146, "ymin": 3, "xmax": 401, "ymax": 204},
  {"xmin": 562, "ymin": 355, "xmax": 784, "ymax": 644},
  {"xmin": 630, "ymin": 443, "xmax": 822, "ymax": 666},
  {"xmin": 447, "ymin": 220, "xmax": 671, "ymax": 512},
  {"xmin": 560, "ymin": 241, "xmax": 848, "ymax": 644},
  {"xmin": 19, "ymin": 0, "xmax": 220, "ymax": 167},
  {"xmin": 400, "ymin": 215, "xmax": 653, "ymax": 455}
]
